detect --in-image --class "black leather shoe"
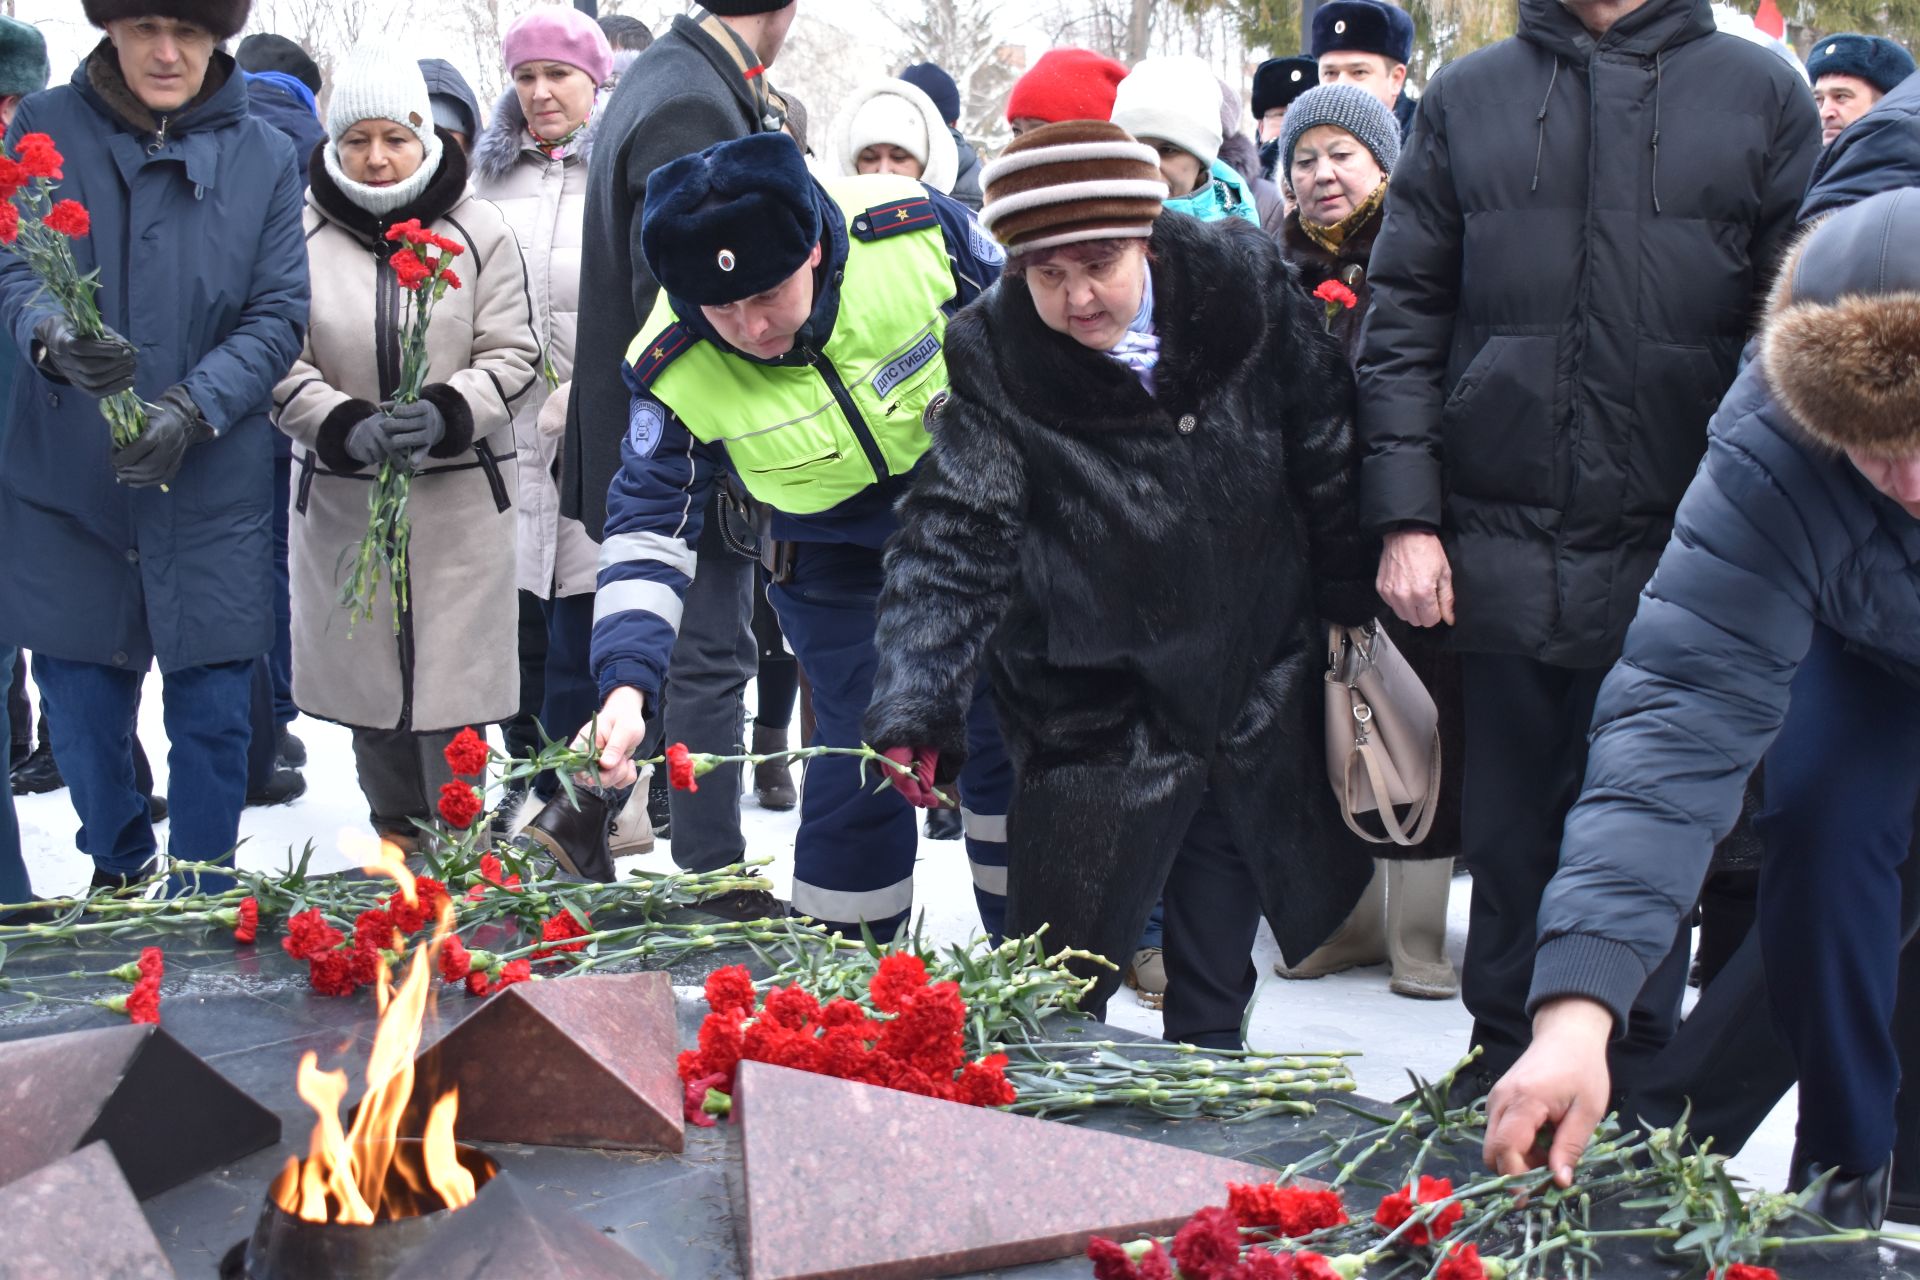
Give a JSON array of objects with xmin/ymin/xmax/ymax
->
[
  {"xmin": 246, "ymin": 768, "xmax": 307, "ymax": 808},
  {"xmin": 89, "ymin": 867, "xmax": 145, "ymax": 894},
  {"xmin": 1788, "ymin": 1155, "xmax": 1893, "ymax": 1232},
  {"xmin": 10, "ymin": 743, "xmax": 63, "ymax": 795},
  {"xmin": 924, "ymin": 806, "xmax": 963, "ymax": 841},
  {"xmin": 147, "ymin": 793, "xmax": 168, "ymax": 824},
  {"xmin": 696, "ymin": 888, "xmax": 789, "ymax": 923},
  {"xmin": 646, "ymin": 777, "xmax": 672, "ymax": 841},
  {"xmin": 277, "ymin": 729, "xmax": 307, "ymax": 769},
  {"xmin": 522, "ymin": 790, "xmax": 615, "ymax": 883}
]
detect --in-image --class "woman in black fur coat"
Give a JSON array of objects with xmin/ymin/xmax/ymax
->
[{"xmin": 862, "ymin": 122, "xmax": 1380, "ymax": 1045}]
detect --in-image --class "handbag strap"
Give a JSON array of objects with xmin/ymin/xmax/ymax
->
[{"xmin": 1341, "ymin": 728, "xmax": 1442, "ymax": 847}]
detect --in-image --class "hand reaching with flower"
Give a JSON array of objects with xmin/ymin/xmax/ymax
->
[
  {"xmin": 881, "ymin": 746, "xmax": 944, "ymax": 808},
  {"xmin": 111, "ymin": 385, "xmax": 213, "ymax": 488},
  {"xmin": 33, "ymin": 315, "xmax": 136, "ymax": 398},
  {"xmin": 587, "ymin": 686, "xmax": 648, "ymax": 789},
  {"xmin": 1484, "ymin": 996, "xmax": 1615, "ymax": 1187}
]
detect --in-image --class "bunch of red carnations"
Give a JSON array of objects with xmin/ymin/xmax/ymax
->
[{"xmin": 677, "ymin": 953, "xmax": 1017, "ymax": 1127}]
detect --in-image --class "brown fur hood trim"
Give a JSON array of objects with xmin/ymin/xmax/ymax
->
[{"xmin": 1762, "ymin": 199, "xmax": 1920, "ymax": 457}]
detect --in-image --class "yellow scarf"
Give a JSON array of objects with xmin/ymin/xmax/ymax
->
[{"xmin": 1300, "ymin": 180, "xmax": 1388, "ymax": 256}]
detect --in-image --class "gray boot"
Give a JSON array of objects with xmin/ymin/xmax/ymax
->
[
  {"xmin": 1276, "ymin": 862, "xmax": 1387, "ymax": 979},
  {"xmin": 752, "ymin": 723, "xmax": 796, "ymax": 811},
  {"xmin": 1386, "ymin": 858, "xmax": 1459, "ymax": 999}
]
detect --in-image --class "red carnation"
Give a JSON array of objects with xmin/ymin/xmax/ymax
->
[
  {"xmin": 440, "ymin": 268, "xmax": 463, "ymax": 291},
  {"xmin": 1086, "ymin": 1237, "xmax": 1175, "ymax": 1280},
  {"xmin": 136, "ymin": 946, "xmax": 164, "ymax": 982},
  {"xmin": 665, "ymin": 742, "xmax": 699, "ymax": 792},
  {"xmin": 703, "ymin": 964, "xmax": 758, "ymax": 1017},
  {"xmin": 953, "ymin": 1052, "xmax": 1017, "ymax": 1107},
  {"xmin": 1229, "ymin": 1183, "xmax": 1348, "ymax": 1239},
  {"xmin": 444, "ymin": 727, "xmax": 489, "ymax": 776},
  {"xmin": 42, "ymin": 199, "xmax": 90, "ymax": 238},
  {"xmin": 468, "ymin": 958, "xmax": 531, "ymax": 997},
  {"xmin": 385, "ymin": 877, "xmax": 449, "ymax": 934},
  {"xmin": 467, "ymin": 852, "xmax": 523, "ymax": 899},
  {"xmin": 1375, "ymin": 1176, "xmax": 1462, "ymax": 1247},
  {"xmin": 0, "ymin": 203, "xmax": 18, "ymax": 246},
  {"xmin": 869, "ymin": 951, "xmax": 929, "ymax": 1013},
  {"xmin": 438, "ymin": 781, "xmax": 483, "ymax": 829},
  {"xmin": 234, "ymin": 897, "xmax": 260, "ymax": 944},
  {"xmin": 1288, "ymin": 1254, "xmax": 1344, "ymax": 1280},
  {"xmin": 126, "ymin": 977, "xmax": 162, "ymax": 1025},
  {"xmin": 282, "ymin": 908, "xmax": 344, "ymax": 960},
  {"xmin": 683, "ymin": 1071, "xmax": 728, "ymax": 1127},
  {"xmin": 385, "ymin": 218, "xmax": 424, "ymax": 243},
  {"xmin": 1171, "ymin": 1205, "xmax": 1244, "ymax": 1280},
  {"xmin": 1713, "ymin": 1268, "xmax": 1781, "ymax": 1280},
  {"xmin": 391, "ymin": 248, "xmax": 432, "ymax": 292},
  {"xmin": 0, "ymin": 156, "xmax": 25, "ymax": 199},
  {"xmin": 353, "ymin": 908, "xmax": 397, "ymax": 955},
  {"xmin": 532, "ymin": 909, "xmax": 591, "ymax": 960},
  {"xmin": 1437, "ymin": 1244, "xmax": 1489, "ymax": 1280},
  {"xmin": 439, "ymin": 935, "xmax": 473, "ymax": 983},
  {"xmin": 876, "ymin": 979, "xmax": 966, "ymax": 1077},
  {"xmin": 1312, "ymin": 279, "xmax": 1359, "ymax": 310},
  {"xmin": 15, "ymin": 133, "xmax": 61, "ymax": 180},
  {"xmin": 760, "ymin": 984, "xmax": 820, "ymax": 1030},
  {"xmin": 308, "ymin": 949, "xmax": 361, "ymax": 997}
]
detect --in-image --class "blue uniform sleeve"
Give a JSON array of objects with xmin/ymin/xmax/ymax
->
[
  {"xmin": 925, "ymin": 184, "xmax": 1002, "ymax": 310},
  {"xmin": 590, "ymin": 368, "xmax": 724, "ymax": 701}
]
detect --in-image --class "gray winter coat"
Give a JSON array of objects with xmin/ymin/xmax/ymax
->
[{"xmin": 1530, "ymin": 192, "xmax": 1920, "ymax": 1025}]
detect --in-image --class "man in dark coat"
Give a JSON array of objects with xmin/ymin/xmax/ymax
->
[
  {"xmin": 1356, "ymin": 0, "xmax": 1819, "ymax": 1096},
  {"xmin": 1600, "ymin": 67, "xmax": 1920, "ymax": 1217},
  {"xmin": 560, "ymin": 0, "xmax": 797, "ymax": 886},
  {"xmin": 1489, "ymin": 186, "xmax": 1920, "ymax": 1229},
  {"xmin": 0, "ymin": 0, "xmax": 309, "ymax": 894},
  {"xmin": 1312, "ymin": 0, "xmax": 1417, "ymax": 140}
]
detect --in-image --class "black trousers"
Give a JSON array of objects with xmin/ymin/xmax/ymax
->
[
  {"xmin": 1459, "ymin": 653, "xmax": 1691, "ymax": 1087},
  {"xmin": 351, "ymin": 727, "xmax": 458, "ymax": 839}
]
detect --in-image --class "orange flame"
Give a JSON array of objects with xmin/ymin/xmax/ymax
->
[{"xmin": 269, "ymin": 839, "xmax": 477, "ymax": 1223}]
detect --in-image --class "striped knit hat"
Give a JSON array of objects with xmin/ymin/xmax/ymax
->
[{"xmin": 978, "ymin": 121, "xmax": 1169, "ymax": 256}]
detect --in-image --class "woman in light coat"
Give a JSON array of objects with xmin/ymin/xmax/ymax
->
[
  {"xmin": 827, "ymin": 77, "xmax": 960, "ymax": 194},
  {"xmin": 273, "ymin": 46, "xmax": 539, "ymax": 846},
  {"xmin": 468, "ymin": 9, "xmax": 620, "ymax": 832}
]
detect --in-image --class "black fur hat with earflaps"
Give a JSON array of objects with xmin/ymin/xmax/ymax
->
[
  {"xmin": 1763, "ymin": 186, "xmax": 1920, "ymax": 458},
  {"xmin": 83, "ymin": 0, "xmax": 251, "ymax": 42}
]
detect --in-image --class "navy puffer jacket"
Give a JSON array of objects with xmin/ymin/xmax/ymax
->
[
  {"xmin": 1531, "ymin": 187, "xmax": 1920, "ymax": 1025},
  {"xmin": 0, "ymin": 46, "xmax": 308, "ymax": 673}
]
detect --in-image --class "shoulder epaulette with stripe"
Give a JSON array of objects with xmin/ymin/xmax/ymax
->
[
  {"xmin": 630, "ymin": 321, "xmax": 700, "ymax": 389},
  {"xmin": 850, "ymin": 195, "xmax": 938, "ymax": 243}
]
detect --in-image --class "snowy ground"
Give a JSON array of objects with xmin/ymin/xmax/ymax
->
[{"xmin": 13, "ymin": 668, "xmax": 1799, "ymax": 1191}]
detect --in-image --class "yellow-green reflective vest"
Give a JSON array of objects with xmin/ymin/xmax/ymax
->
[{"xmin": 625, "ymin": 174, "xmax": 956, "ymax": 516}]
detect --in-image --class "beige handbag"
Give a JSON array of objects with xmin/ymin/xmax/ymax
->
[{"xmin": 1325, "ymin": 621, "xmax": 1441, "ymax": 847}]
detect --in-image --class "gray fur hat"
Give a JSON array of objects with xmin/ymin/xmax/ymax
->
[
  {"xmin": 0, "ymin": 17, "xmax": 48, "ymax": 101},
  {"xmin": 1279, "ymin": 83, "xmax": 1400, "ymax": 184}
]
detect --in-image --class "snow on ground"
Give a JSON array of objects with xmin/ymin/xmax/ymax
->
[{"xmin": 13, "ymin": 668, "xmax": 1798, "ymax": 1190}]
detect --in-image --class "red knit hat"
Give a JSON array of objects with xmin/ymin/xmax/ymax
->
[{"xmin": 1005, "ymin": 48, "xmax": 1130, "ymax": 126}]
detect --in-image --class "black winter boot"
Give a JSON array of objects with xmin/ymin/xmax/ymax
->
[
  {"xmin": 1788, "ymin": 1152, "xmax": 1893, "ymax": 1233},
  {"xmin": 752, "ymin": 723, "xmax": 796, "ymax": 811},
  {"xmin": 521, "ymin": 789, "xmax": 616, "ymax": 883},
  {"xmin": 924, "ymin": 806, "xmax": 963, "ymax": 841},
  {"xmin": 9, "ymin": 743, "xmax": 62, "ymax": 795}
]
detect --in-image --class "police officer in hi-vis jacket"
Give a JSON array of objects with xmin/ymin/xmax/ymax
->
[{"xmin": 582, "ymin": 132, "xmax": 1012, "ymax": 940}]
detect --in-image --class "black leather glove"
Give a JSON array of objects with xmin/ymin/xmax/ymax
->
[
  {"xmin": 386, "ymin": 397, "xmax": 447, "ymax": 465},
  {"xmin": 34, "ymin": 316, "xmax": 138, "ymax": 398},
  {"xmin": 110, "ymin": 386, "xmax": 214, "ymax": 488}
]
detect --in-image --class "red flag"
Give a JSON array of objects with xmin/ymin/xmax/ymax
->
[{"xmin": 1754, "ymin": 0, "xmax": 1785, "ymax": 39}]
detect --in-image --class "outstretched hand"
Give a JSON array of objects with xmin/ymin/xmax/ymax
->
[
  {"xmin": 1484, "ymin": 997, "xmax": 1616, "ymax": 1187},
  {"xmin": 881, "ymin": 746, "xmax": 945, "ymax": 809},
  {"xmin": 585, "ymin": 686, "xmax": 648, "ymax": 790}
]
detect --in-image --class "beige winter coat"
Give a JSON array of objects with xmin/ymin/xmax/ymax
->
[
  {"xmin": 273, "ymin": 144, "xmax": 541, "ymax": 733},
  {"xmin": 470, "ymin": 92, "xmax": 599, "ymax": 599}
]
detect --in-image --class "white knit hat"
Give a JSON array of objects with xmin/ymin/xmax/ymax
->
[
  {"xmin": 1110, "ymin": 55, "xmax": 1224, "ymax": 168},
  {"xmin": 828, "ymin": 78, "xmax": 959, "ymax": 194},
  {"xmin": 324, "ymin": 43, "xmax": 445, "ymax": 217}
]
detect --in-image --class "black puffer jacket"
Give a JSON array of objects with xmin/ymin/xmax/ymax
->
[
  {"xmin": 1355, "ymin": 0, "xmax": 1819, "ymax": 667},
  {"xmin": 864, "ymin": 213, "xmax": 1380, "ymax": 969}
]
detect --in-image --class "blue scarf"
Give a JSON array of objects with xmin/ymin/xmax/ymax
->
[
  {"xmin": 1164, "ymin": 158, "xmax": 1260, "ymax": 227},
  {"xmin": 1104, "ymin": 270, "xmax": 1160, "ymax": 394}
]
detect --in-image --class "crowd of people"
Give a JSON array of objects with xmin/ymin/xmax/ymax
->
[{"xmin": 1, "ymin": 0, "xmax": 1917, "ymax": 1234}]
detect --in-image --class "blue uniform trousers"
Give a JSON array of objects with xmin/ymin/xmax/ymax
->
[
  {"xmin": 1758, "ymin": 624, "xmax": 1920, "ymax": 1173},
  {"xmin": 771, "ymin": 541, "xmax": 1011, "ymax": 940}
]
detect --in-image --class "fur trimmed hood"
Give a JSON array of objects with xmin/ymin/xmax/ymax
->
[
  {"xmin": 471, "ymin": 88, "xmax": 599, "ymax": 184},
  {"xmin": 1762, "ymin": 187, "xmax": 1920, "ymax": 457}
]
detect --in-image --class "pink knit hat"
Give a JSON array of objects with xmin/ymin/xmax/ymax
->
[{"xmin": 502, "ymin": 6, "xmax": 613, "ymax": 85}]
